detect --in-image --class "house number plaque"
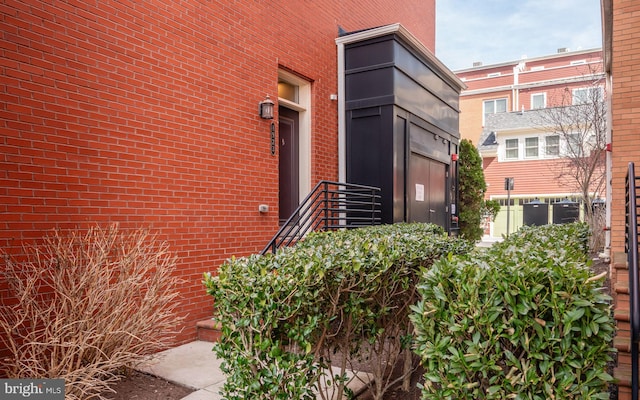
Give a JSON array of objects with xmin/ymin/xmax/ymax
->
[{"xmin": 270, "ymin": 122, "xmax": 276, "ymax": 155}]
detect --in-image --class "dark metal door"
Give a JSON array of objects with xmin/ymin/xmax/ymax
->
[
  {"xmin": 408, "ymin": 152, "xmax": 430, "ymax": 223},
  {"xmin": 408, "ymin": 152, "xmax": 447, "ymax": 227},
  {"xmin": 279, "ymin": 106, "xmax": 299, "ymax": 225},
  {"xmin": 428, "ymin": 160, "xmax": 447, "ymax": 227}
]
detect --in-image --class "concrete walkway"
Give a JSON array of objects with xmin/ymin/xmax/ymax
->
[
  {"xmin": 136, "ymin": 340, "xmax": 373, "ymax": 400},
  {"xmin": 137, "ymin": 341, "xmax": 225, "ymax": 399}
]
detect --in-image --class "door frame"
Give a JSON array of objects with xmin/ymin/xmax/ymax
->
[{"xmin": 278, "ymin": 69, "xmax": 311, "ymax": 207}]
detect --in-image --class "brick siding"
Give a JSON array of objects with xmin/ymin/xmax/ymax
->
[{"xmin": 0, "ymin": 0, "xmax": 435, "ymax": 348}]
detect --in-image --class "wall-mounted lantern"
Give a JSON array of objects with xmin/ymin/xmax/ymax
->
[{"xmin": 259, "ymin": 95, "xmax": 274, "ymax": 119}]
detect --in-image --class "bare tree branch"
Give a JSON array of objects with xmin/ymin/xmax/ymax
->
[{"xmin": 534, "ymin": 66, "xmax": 607, "ymax": 249}]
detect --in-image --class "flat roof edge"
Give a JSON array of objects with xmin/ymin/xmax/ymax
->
[{"xmin": 336, "ymin": 23, "xmax": 466, "ymax": 91}]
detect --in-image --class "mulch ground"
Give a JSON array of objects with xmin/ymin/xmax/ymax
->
[{"xmin": 102, "ymin": 370, "xmax": 194, "ymax": 400}]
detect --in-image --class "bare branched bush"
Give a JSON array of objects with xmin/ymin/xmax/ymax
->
[{"xmin": 0, "ymin": 225, "xmax": 184, "ymax": 399}]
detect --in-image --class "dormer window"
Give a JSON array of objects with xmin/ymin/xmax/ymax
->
[
  {"xmin": 525, "ymin": 137, "xmax": 539, "ymax": 158},
  {"xmin": 505, "ymin": 139, "xmax": 519, "ymax": 160}
]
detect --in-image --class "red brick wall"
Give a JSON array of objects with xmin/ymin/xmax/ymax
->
[
  {"xmin": 611, "ymin": 0, "xmax": 640, "ymax": 258},
  {"xmin": 0, "ymin": 0, "xmax": 436, "ymax": 345},
  {"xmin": 610, "ymin": 1, "xmax": 640, "ymax": 398}
]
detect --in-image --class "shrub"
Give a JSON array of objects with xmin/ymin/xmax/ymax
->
[
  {"xmin": 0, "ymin": 225, "xmax": 184, "ymax": 400},
  {"xmin": 204, "ymin": 223, "xmax": 473, "ymax": 400},
  {"xmin": 411, "ymin": 223, "xmax": 614, "ymax": 399},
  {"xmin": 458, "ymin": 139, "xmax": 488, "ymax": 241},
  {"xmin": 490, "ymin": 222, "xmax": 591, "ymax": 262}
]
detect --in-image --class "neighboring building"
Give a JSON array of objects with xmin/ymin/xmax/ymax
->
[
  {"xmin": 455, "ymin": 50, "xmax": 605, "ymax": 240},
  {"xmin": 602, "ymin": 0, "xmax": 640, "ymax": 399},
  {"xmin": 0, "ymin": 0, "xmax": 463, "ymax": 356},
  {"xmin": 477, "ymin": 110, "xmax": 603, "ymax": 239},
  {"xmin": 457, "ymin": 48, "xmax": 604, "ymax": 145}
]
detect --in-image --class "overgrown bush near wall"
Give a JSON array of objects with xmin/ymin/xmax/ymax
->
[
  {"xmin": 204, "ymin": 223, "xmax": 473, "ymax": 400},
  {"xmin": 411, "ymin": 223, "xmax": 614, "ymax": 399},
  {"xmin": 0, "ymin": 225, "xmax": 184, "ymax": 400}
]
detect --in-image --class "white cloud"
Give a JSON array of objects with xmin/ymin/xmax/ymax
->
[{"xmin": 436, "ymin": 0, "xmax": 602, "ymax": 70}]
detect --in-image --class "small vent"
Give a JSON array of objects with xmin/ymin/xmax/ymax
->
[
  {"xmin": 472, "ymin": 61, "xmax": 483, "ymax": 67},
  {"xmin": 557, "ymin": 47, "xmax": 569, "ymax": 53}
]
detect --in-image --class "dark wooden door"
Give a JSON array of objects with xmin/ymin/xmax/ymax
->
[{"xmin": 279, "ymin": 106, "xmax": 299, "ymax": 224}]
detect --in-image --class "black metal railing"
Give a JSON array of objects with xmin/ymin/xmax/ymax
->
[
  {"xmin": 627, "ymin": 162, "xmax": 640, "ymax": 400},
  {"xmin": 260, "ymin": 181, "xmax": 381, "ymax": 255}
]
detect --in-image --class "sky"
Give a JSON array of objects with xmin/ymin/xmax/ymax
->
[{"xmin": 436, "ymin": 0, "xmax": 603, "ymax": 71}]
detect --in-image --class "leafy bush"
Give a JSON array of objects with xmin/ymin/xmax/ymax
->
[
  {"xmin": 490, "ymin": 222, "xmax": 591, "ymax": 262},
  {"xmin": 0, "ymin": 225, "xmax": 184, "ymax": 400},
  {"xmin": 204, "ymin": 223, "xmax": 473, "ymax": 400},
  {"xmin": 411, "ymin": 223, "xmax": 614, "ymax": 399}
]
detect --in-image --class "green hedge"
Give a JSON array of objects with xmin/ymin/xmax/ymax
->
[
  {"xmin": 411, "ymin": 223, "xmax": 614, "ymax": 399},
  {"xmin": 204, "ymin": 223, "xmax": 473, "ymax": 400}
]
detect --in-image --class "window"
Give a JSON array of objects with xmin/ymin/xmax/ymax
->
[
  {"xmin": 545, "ymin": 135, "xmax": 560, "ymax": 156},
  {"xmin": 483, "ymin": 98, "xmax": 507, "ymax": 124},
  {"xmin": 487, "ymin": 72, "xmax": 501, "ymax": 78},
  {"xmin": 525, "ymin": 137, "xmax": 539, "ymax": 158},
  {"xmin": 572, "ymin": 87, "xmax": 602, "ymax": 105},
  {"xmin": 505, "ymin": 138, "xmax": 518, "ymax": 159},
  {"xmin": 278, "ymin": 81, "xmax": 299, "ymax": 103},
  {"xmin": 499, "ymin": 198, "xmax": 515, "ymax": 206},
  {"xmin": 531, "ymin": 93, "xmax": 546, "ymax": 109},
  {"xmin": 566, "ymin": 133, "xmax": 584, "ymax": 157},
  {"xmin": 570, "ymin": 59, "xmax": 587, "ymax": 66}
]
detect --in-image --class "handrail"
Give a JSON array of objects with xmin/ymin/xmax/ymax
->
[
  {"xmin": 626, "ymin": 162, "xmax": 640, "ymax": 400},
  {"xmin": 260, "ymin": 181, "xmax": 381, "ymax": 254}
]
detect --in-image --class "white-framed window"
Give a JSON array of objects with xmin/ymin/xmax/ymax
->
[
  {"xmin": 545, "ymin": 135, "xmax": 560, "ymax": 156},
  {"xmin": 483, "ymin": 98, "xmax": 507, "ymax": 125},
  {"xmin": 487, "ymin": 72, "xmax": 501, "ymax": 78},
  {"xmin": 531, "ymin": 93, "xmax": 546, "ymax": 109},
  {"xmin": 566, "ymin": 133, "xmax": 584, "ymax": 157},
  {"xmin": 570, "ymin": 59, "xmax": 587, "ymax": 66},
  {"xmin": 525, "ymin": 137, "xmax": 539, "ymax": 158},
  {"xmin": 505, "ymin": 138, "xmax": 519, "ymax": 160},
  {"xmin": 572, "ymin": 86, "xmax": 602, "ymax": 105}
]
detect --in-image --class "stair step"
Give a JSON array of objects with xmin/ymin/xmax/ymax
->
[
  {"xmin": 615, "ymin": 366, "xmax": 632, "ymax": 388},
  {"xmin": 617, "ymin": 281, "xmax": 631, "ymax": 294},
  {"xmin": 196, "ymin": 318, "xmax": 222, "ymax": 343},
  {"xmin": 615, "ymin": 261, "xmax": 629, "ymax": 270},
  {"xmin": 615, "ymin": 251, "xmax": 629, "ymax": 270},
  {"xmin": 615, "ymin": 336, "xmax": 631, "ymax": 353},
  {"xmin": 616, "ymin": 308, "xmax": 631, "ymax": 322}
]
